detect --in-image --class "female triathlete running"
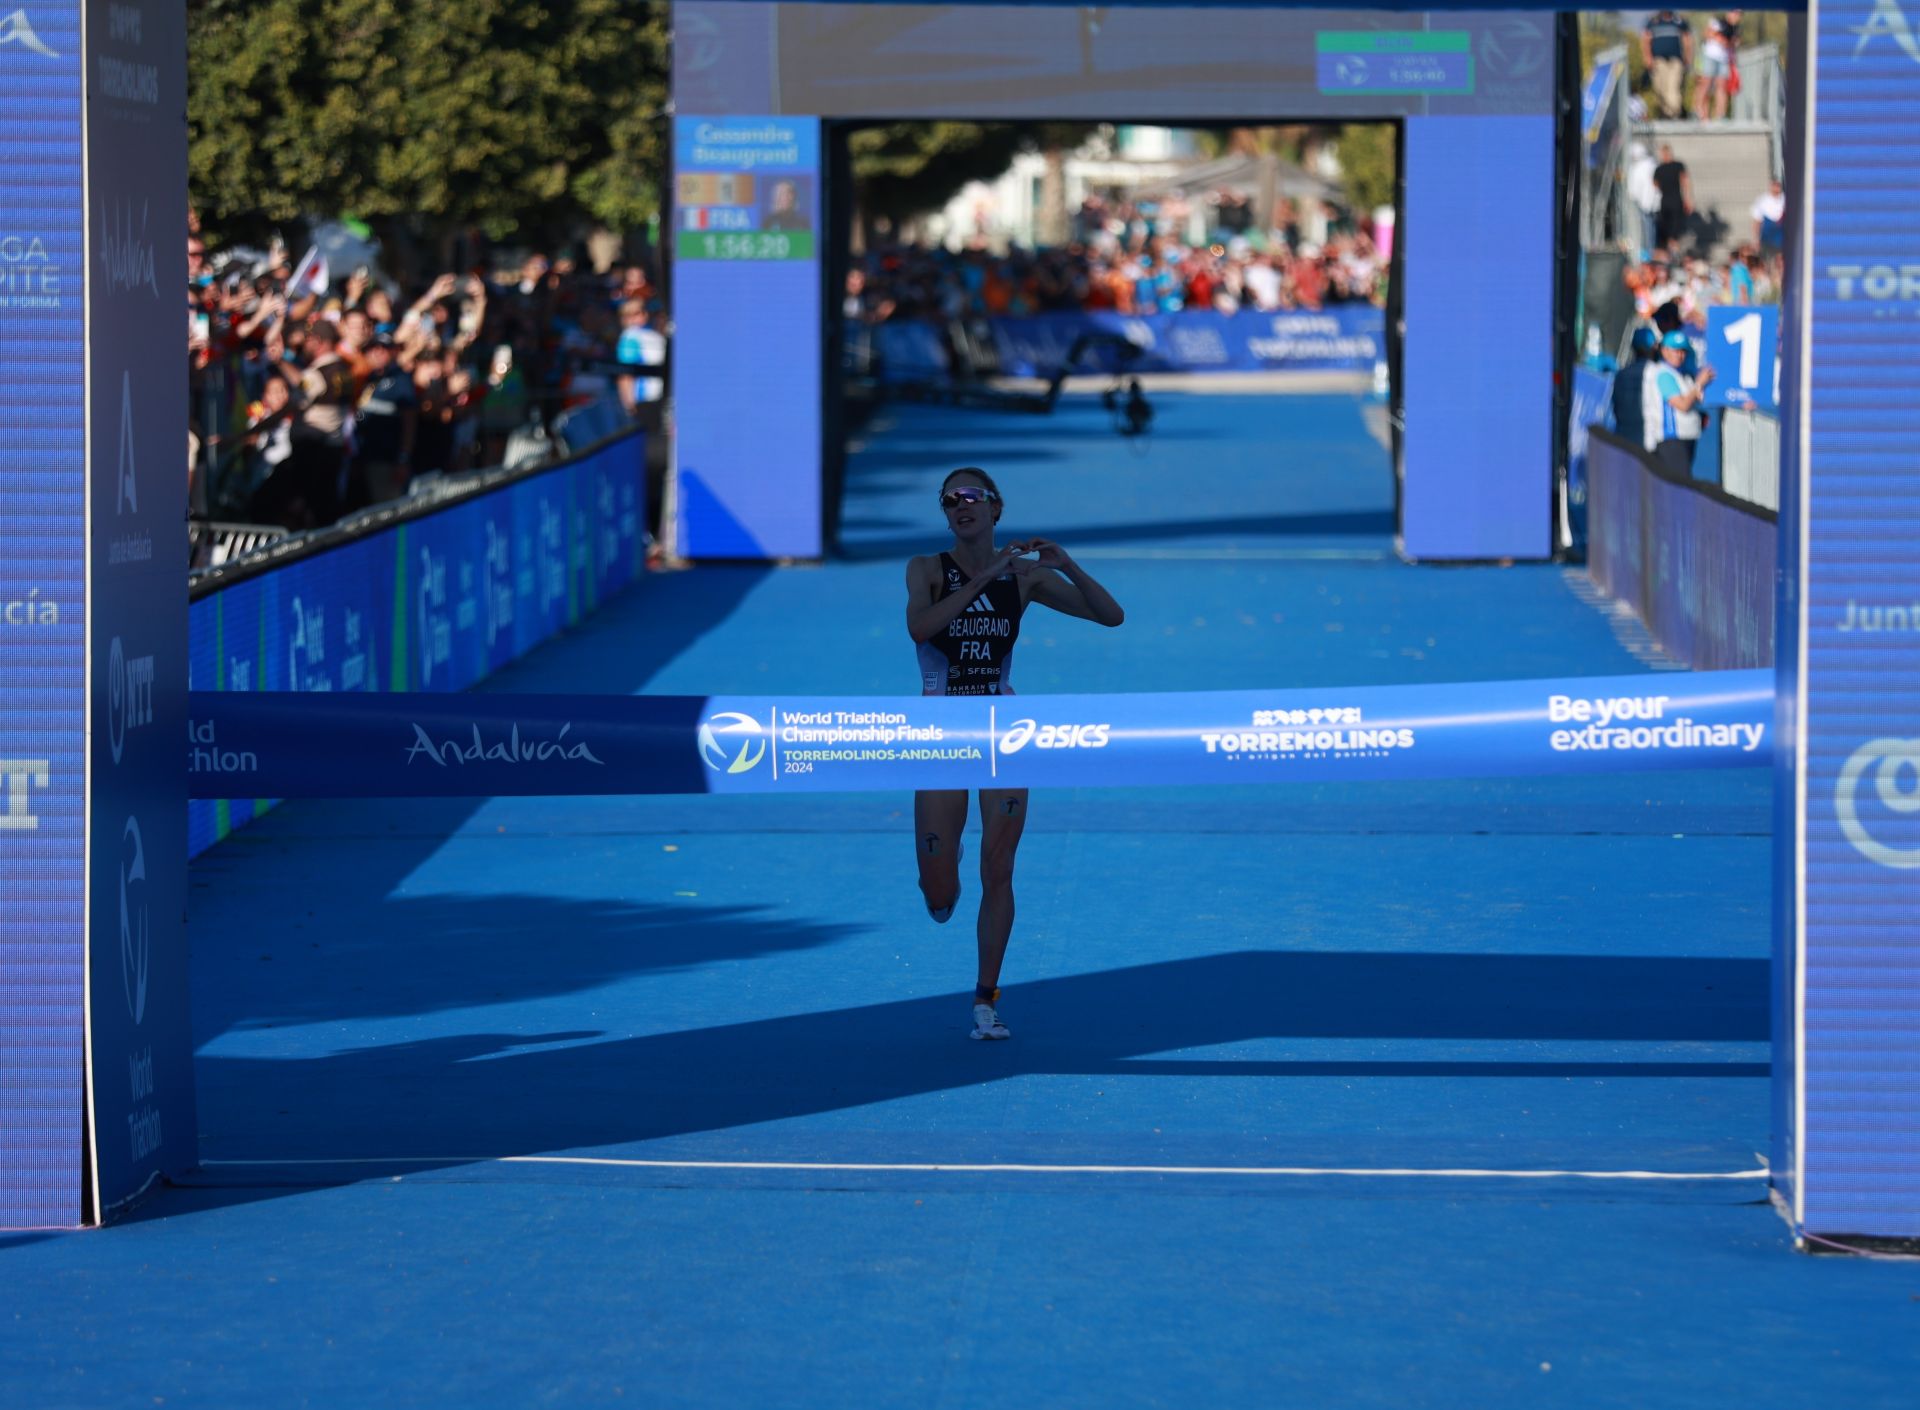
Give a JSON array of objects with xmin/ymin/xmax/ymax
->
[{"xmin": 905, "ymin": 467, "xmax": 1125, "ymax": 1039}]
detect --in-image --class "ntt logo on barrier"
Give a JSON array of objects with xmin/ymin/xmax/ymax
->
[
  {"xmin": 998, "ymin": 719, "xmax": 1110, "ymax": 754},
  {"xmin": 699, "ymin": 712, "xmax": 768, "ymax": 774}
]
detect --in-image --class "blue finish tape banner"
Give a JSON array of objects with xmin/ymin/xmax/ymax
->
[
  {"xmin": 1567, "ymin": 362, "xmax": 1614, "ymax": 552},
  {"xmin": 187, "ymin": 670, "xmax": 1771, "ymax": 801}
]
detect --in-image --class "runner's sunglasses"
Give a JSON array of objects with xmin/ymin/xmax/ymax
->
[{"xmin": 939, "ymin": 486, "xmax": 1000, "ymax": 509}]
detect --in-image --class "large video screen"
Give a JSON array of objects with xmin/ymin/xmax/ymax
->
[
  {"xmin": 671, "ymin": 115, "xmax": 824, "ymax": 558},
  {"xmin": 0, "ymin": 0, "xmax": 85, "ymax": 1229},
  {"xmin": 670, "ymin": 2, "xmax": 1559, "ymax": 563},
  {"xmin": 675, "ymin": 5, "xmax": 1555, "ymax": 119}
]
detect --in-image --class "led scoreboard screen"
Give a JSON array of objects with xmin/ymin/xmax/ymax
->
[{"xmin": 671, "ymin": 116, "xmax": 823, "ymax": 558}]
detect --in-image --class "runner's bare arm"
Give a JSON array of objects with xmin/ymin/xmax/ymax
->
[{"xmin": 1024, "ymin": 539, "xmax": 1124, "ymax": 626}]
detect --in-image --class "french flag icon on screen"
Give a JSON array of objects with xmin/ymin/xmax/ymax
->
[{"xmin": 683, "ymin": 207, "xmax": 750, "ymax": 231}]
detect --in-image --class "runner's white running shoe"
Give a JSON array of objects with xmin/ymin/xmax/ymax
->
[
  {"xmin": 971, "ymin": 1002, "xmax": 1011, "ymax": 1041},
  {"xmin": 926, "ymin": 841, "xmax": 962, "ymax": 923}
]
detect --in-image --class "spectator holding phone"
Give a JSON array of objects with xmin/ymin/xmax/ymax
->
[
  {"xmin": 354, "ymin": 335, "xmax": 417, "ymax": 505},
  {"xmin": 616, "ymin": 299, "xmax": 666, "ymax": 418},
  {"xmin": 286, "ymin": 320, "xmax": 357, "ymax": 525},
  {"xmin": 1644, "ymin": 329, "xmax": 1715, "ymax": 474}
]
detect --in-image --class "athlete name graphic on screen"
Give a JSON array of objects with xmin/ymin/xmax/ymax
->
[{"xmin": 674, "ymin": 116, "xmax": 817, "ymax": 262}]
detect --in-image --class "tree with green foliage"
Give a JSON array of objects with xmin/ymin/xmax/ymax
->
[
  {"xmin": 187, "ymin": 0, "xmax": 668, "ymax": 248},
  {"xmin": 1332, "ymin": 125, "xmax": 1395, "ymax": 217},
  {"xmin": 849, "ymin": 122, "xmax": 1097, "ymax": 244}
]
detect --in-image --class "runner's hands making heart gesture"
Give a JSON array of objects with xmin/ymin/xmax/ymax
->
[
  {"xmin": 1023, "ymin": 537, "xmax": 1071, "ymax": 570},
  {"xmin": 986, "ymin": 541, "xmax": 1038, "ymax": 577},
  {"xmin": 990, "ymin": 538, "xmax": 1072, "ymax": 576}
]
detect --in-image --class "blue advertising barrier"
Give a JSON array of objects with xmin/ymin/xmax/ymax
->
[
  {"xmin": 188, "ymin": 433, "xmax": 646, "ymax": 856},
  {"xmin": 870, "ymin": 320, "xmax": 953, "ymax": 383},
  {"xmin": 187, "ymin": 669, "xmax": 1770, "ymax": 802},
  {"xmin": 1586, "ymin": 428, "xmax": 1774, "ymax": 671},
  {"xmin": 1567, "ymin": 363, "xmax": 1615, "ymax": 553},
  {"xmin": 864, "ymin": 307, "xmax": 1384, "ymax": 383},
  {"xmin": 991, "ymin": 307, "xmax": 1384, "ymax": 377}
]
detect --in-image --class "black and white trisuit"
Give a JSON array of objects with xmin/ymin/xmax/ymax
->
[{"xmin": 917, "ymin": 551, "xmax": 1025, "ymax": 697}]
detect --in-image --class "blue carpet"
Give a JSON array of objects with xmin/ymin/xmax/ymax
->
[{"xmin": 8, "ymin": 389, "xmax": 1911, "ymax": 1408}]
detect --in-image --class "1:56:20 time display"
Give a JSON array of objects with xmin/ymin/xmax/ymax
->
[{"xmin": 677, "ymin": 230, "xmax": 815, "ymax": 261}]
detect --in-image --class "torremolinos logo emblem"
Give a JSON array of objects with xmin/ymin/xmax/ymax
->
[
  {"xmin": 1835, "ymin": 737, "xmax": 1920, "ymax": 869},
  {"xmin": 699, "ymin": 712, "xmax": 767, "ymax": 773},
  {"xmin": 120, "ymin": 815, "xmax": 149, "ymax": 1024}
]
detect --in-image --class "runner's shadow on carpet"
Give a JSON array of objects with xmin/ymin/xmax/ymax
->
[{"xmin": 184, "ymin": 949, "xmax": 1766, "ymax": 1214}]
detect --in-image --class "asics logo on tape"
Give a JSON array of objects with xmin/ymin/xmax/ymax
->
[
  {"xmin": 698, "ymin": 711, "xmax": 768, "ymax": 774},
  {"xmin": 999, "ymin": 719, "xmax": 1110, "ymax": 754},
  {"xmin": 1835, "ymin": 737, "xmax": 1920, "ymax": 869}
]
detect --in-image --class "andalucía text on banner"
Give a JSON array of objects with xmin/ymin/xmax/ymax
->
[{"xmin": 187, "ymin": 671, "xmax": 1772, "ymax": 800}]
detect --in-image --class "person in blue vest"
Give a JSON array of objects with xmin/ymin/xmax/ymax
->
[
  {"xmin": 1611, "ymin": 326, "xmax": 1660, "ymax": 451},
  {"xmin": 1643, "ymin": 329, "xmax": 1716, "ymax": 473}
]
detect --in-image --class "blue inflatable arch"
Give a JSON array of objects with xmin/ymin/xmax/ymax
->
[{"xmin": 3, "ymin": 0, "xmax": 1917, "ymax": 1249}]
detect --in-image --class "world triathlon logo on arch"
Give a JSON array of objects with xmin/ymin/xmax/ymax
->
[
  {"xmin": 1835, "ymin": 737, "xmax": 1920, "ymax": 869},
  {"xmin": 699, "ymin": 711, "xmax": 768, "ymax": 774}
]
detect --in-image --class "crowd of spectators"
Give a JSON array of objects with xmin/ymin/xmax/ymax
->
[
  {"xmin": 189, "ymin": 213, "xmax": 665, "ymax": 533},
  {"xmin": 1640, "ymin": 10, "xmax": 1748, "ymax": 122},
  {"xmin": 1618, "ymin": 158, "xmax": 1784, "ymax": 336},
  {"xmin": 843, "ymin": 192, "xmax": 1387, "ymax": 328},
  {"xmin": 1606, "ymin": 163, "xmax": 1782, "ymax": 476}
]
